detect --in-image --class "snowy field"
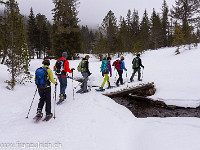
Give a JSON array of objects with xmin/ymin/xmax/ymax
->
[{"xmin": 0, "ymin": 46, "xmax": 200, "ymax": 150}]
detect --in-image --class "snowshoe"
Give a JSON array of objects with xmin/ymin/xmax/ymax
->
[
  {"xmin": 42, "ymin": 113, "xmax": 53, "ymax": 121},
  {"xmin": 33, "ymin": 113, "xmax": 43, "ymax": 121},
  {"xmin": 95, "ymin": 87, "xmax": 105, "ymax": 92},
  {"xmin": 56, "ymin": 99, "xmax": 64, "ymax": 105}
]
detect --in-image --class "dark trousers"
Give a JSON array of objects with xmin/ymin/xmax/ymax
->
[
  {"xmin": 58, "ymin": 77, "xmax": 67, "ymax": 95},
  {"xmin": 37, "ymin": 87, "xmax": 51, "ymax": 115},
  {"xmin": 117, "ymin": 70, "xmax": 123, "ymax": 84}
]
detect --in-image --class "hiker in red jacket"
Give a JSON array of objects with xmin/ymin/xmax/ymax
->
[{"xmin": 54, "ymin": 52, "xmax": 73, "ymax": 103}]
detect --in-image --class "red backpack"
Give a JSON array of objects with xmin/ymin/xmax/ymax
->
[{"xmin": 112, "ymin": 60, "xmax": 122, "ymax": 70}]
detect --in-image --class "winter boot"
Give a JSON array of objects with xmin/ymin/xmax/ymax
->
[
  {"xmin": 43, "ymin": 113, "xmax": 53, "ymax": 121},
  {"xmin": 36, "ymin": 109, "xmax": 43, "ymax": 117},
  {"xmin": 64, "ymin": 94, "xmax": 67, "ymax": 99},
  {"xmin": 116, "ymin": 82, "xmax": 119, "ymax": 87},
  {"xmin": 59, "ymin": 94, "xmax": 65, "ymax": 101},
  {"xmin": 33, "ymin": 109, "xmax": 43, "ymax": 120},
  {"xmin": 99, "ymin": 86, "xmax": 104, "ymax": 91},
  {"xmin": 130, "ymin": 77, "xmax": 133, "ymax": 82}
]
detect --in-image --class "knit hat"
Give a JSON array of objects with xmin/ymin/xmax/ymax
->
[
  {"xmin": 62, "ymin": 52, "xmax": 68, "ymax": 58},
  {"xmin": 136, "ymin": 53, "xmax": 140, "ymax": 57}
]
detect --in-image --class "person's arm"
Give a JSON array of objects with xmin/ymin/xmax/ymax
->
[
  {"xmin": 109, "ymin": 63, "xmax": 112, "ymax": 76},
  {"xmin": 139, "ymin": 59, "xmax": 144, "ymax": 68},
  {"xmin": 64, "ymin": 60, "xmax": 72, "ymax": 73},
  {"xmin": 85, "ymin": 61, "xmax": 91, "ymax": 74},
  {"xmin": 48, "ymin": 69, "xmax": 56, "ymax": 84},
  {"xmin": 122, "ymin": 61, "xmax": 127, "ymax": 71}
]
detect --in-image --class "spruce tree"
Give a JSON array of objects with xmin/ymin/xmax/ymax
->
[
  {"xmin": 150, "ymin": 9, "xmax": 163, "ymax": 50},
  {"xmin": 35, "ymin": 13, "xmax": 51, "ymax": 58},
  {"xmin": 161, "ymin": 0, "xmax": 169, "ymax": 47},
  {"xmin": 5, "ymin": 0, "xmax": 31, "ymax": 89},
  {"xmin": 172, "ymin": 24, "xmax": 185, "ymax": 54},
  {"xmin": 27, "ymin": 7, "xmax": 38, "ymax": 58},
  {"xmin": 171, "ymin": 0, "xmax": 200, "ymax": 45},
  {"xmin": 52, "ymin": 0, "xmax": 81, "ymax": 59},
  {"xmin": 131, "ymin": 9, "xmax": 140, "ymax": 44},
  {"xmin": 126, "ymin": 9, "xmax": 132, "ymax": 52},
  {"xmin": 140, "ymin": 9, "xmax": 150, "ymax": 50},
  {"xmin": 118, "ymin": 16, "xmax": 128, "ymax": 53},
  {"xmin": 100, "ymin": 10, "xmax": 118, "ymax": 54}
]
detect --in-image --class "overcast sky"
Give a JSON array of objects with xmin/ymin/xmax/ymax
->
[{"xmin": 13, "ymin": 0, "xmax": 175, "ymax": 28}]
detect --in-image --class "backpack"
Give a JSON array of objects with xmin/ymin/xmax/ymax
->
[
  {"xmin": 35, "ymin": 67, "xmax": 49, "ymax": 89},
  {"xmin": 77, "ymin": 60, "xmax": 86, "ymax": 72},
  {"xmin": 55, "ymin": 59, "xmax": 66, "ymax": 75},
  {"xmin": 112, "ymin": 60, "xmax": 122, "ymax": 70},
  {"xmin": 132, "ymin": 57, "xmax": 139, "ymax": 69},
  {"xmin": 100, "ymin": 60, "xmax": 109, "ymax": 73}
]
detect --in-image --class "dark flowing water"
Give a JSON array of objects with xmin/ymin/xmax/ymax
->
[{"xmin": 113, "ymin": 97, "xmax": 200, "ymax": 118}]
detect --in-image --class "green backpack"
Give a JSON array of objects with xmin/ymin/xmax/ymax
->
[
  {"xmin": 77, "ymin": 60, "xmax": 86, "ymax": 72},
  {"xmin": 132, "ymin": 57, "xmax": 139, "ymax": 69}
]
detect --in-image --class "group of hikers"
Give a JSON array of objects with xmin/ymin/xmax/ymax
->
[{"xmin": 33, "ymin": 52, "xmax": 144, "ymax": 120}]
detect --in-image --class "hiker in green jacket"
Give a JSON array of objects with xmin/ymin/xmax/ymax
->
[{"xmin": 130, "ymin": 54, "xmax": 144, "ymax": 82}]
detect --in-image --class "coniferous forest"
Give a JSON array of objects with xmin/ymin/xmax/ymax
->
[{"xmin": 0, "ymin": 0, "xmax": 200, "ymax": 88}]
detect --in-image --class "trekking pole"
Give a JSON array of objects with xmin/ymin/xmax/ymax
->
[
  {"xmin": 142, "ymin": 68, "xmax": 144, "ymax": 79},
  {"xmin": 53, "ymin": 79, "xmax": 57, "ymax": 119},
  {"xmin": 74, "ymin": 75, "xmax": 90, "ymax": 89},
  {"xmin": 126, "ymin": 71, "xmax": 128, "ymax": 88},
  {"xmin": 71, "ymin": 68, "xmax": 75, "ymax": 100},
  {"xmin": 115, "ymin": 71, "xmax": 117, "ymax": 83},
  {"xmin": 26, "ymin": 87, "xmax": 38, "ymax": 119}
]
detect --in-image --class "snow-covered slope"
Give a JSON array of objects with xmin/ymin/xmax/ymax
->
[{"xmin": 0, "ymin": 46, "xmax": 200, "ymax": 150}]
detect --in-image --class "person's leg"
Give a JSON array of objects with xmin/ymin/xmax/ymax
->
[
  {"xmin": 45, "ymin": 87, "xmax": 51, "ymax": 115},
  {"xmin": 61, "ymin": 77, "xmax": 67, "ymax": 95},
  {"xmin": 101, "ymin": 74, "xmax": 108, "ymax": 88},
  {"xmin": 116, "ymin": 70, "xmax": 120, "ymax": 85},
  {"xmin": 119, "ymin": 70, "xmax": 123, "ymax": 84},
  {"xmin": 106, "ymin": 75, "xmax": 110, "ymax": 87},
  {"xmin": 82, "ymin": 72, "xmax": 89, "ymax": 92},
  {"xmin": 37, "ymin": 89, "xmax": 45, "ymax": 113},
  {"xmin": 130, "ymin": 69, "xmax": 137, "ymax": 81},
  {"xmin": 138, "ymin": 68, "xmax": 141, "ymax": 80}
]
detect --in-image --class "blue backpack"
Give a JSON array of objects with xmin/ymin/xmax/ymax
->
[
  {"xmin": 100, "ymin": 60, "xmax": 109, "ymax": 73},
  {"xmin": 35, "ymin": 67, "xmax": 48, "ymax": 89}
]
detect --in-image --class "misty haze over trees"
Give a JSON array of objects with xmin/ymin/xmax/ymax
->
[{"xmin": 0, "ymin": 0, "xmax": 200, "ymax": 88}]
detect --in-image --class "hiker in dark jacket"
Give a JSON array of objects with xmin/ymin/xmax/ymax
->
[
  {"xmin": 35, "ymin": 59, "xmax": 57, "ymax": 119},
  {"xmin": 78, "ymin": 55, "xmax": 91, "ymax": 93},
  {"xmin": 116, "ymin": 56, "xmax": 127, "ymax": 86},
  {"xmin": 130, "ymin": 53, "xmax": 144, "ymax": 82},
  {"xmin": 99, "ymin": 57, "xmax": 112, "ymax": 90}
]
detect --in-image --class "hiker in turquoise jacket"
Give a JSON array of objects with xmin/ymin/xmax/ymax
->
[
  {"xmin": 130, "ymin": 54, "xmax": 144, "ymax": 82},
  {"xmin": 99, "ymin": 57, "xmax": 112, "ymax": 90}
]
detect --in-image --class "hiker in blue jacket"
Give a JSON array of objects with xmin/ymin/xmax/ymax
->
[{"xmin": 116, "ymin": 56, "xmax": 127, "ymax": 86}]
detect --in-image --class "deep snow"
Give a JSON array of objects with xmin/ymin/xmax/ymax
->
[{"xmin": 0, "ymin": 46, "xmax": 200, "ymax": 150}]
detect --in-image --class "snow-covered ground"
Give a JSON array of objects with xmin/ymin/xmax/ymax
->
[{"xmin": 0, "ymin": 46, "xmax": 200, "ymax": 150}]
